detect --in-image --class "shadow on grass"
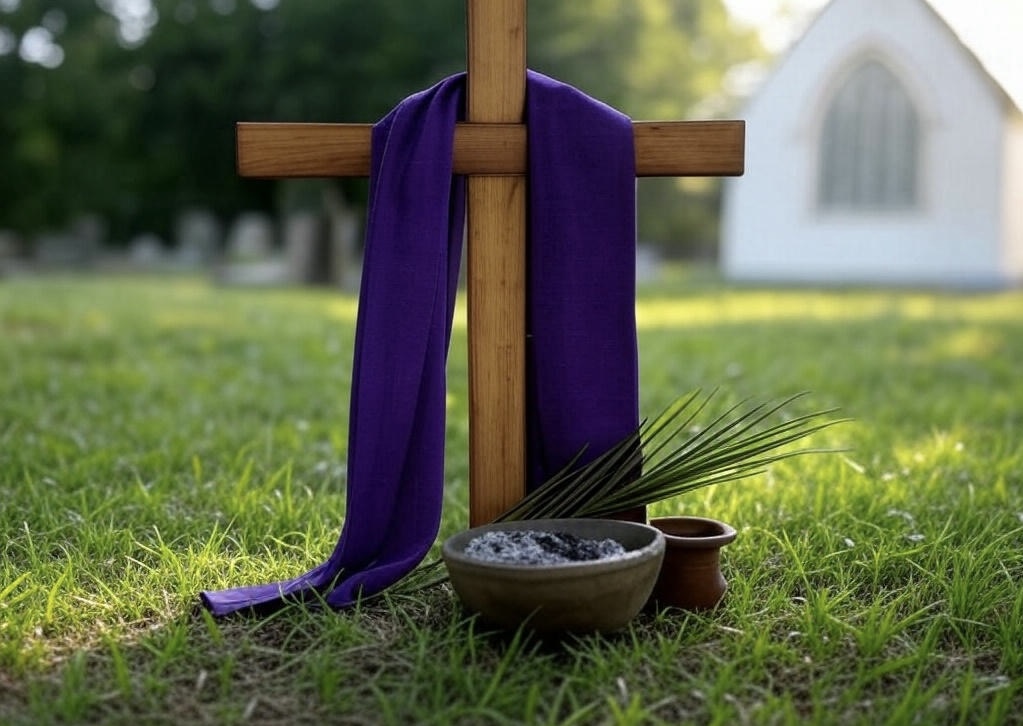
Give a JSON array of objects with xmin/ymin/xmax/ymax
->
[{"xmin": 4, "ymin": 583, "xmax": 721, "ymax": 725}]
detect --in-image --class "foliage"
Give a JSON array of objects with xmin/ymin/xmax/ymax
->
[
  {"xmin": 500, "ymin": 390, "xmax": 843, "ymax": 521},
  {"xmin": 0, "ymin": 0, "xmax": 764, "ymax": 251},
  {"xmin": 1, "ymin": 274, "xmax": 1022, "ymax": 723}
]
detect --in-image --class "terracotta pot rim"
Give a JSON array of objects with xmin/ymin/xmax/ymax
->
[{"xmin": 649, "ymin": 516, "xmax": 737, "ymax": 548}]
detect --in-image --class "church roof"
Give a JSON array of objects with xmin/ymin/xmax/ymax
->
[
  {"xmin": 923, "ymin": 0, "xmax": 1023, "ymax": 113},
  {"xmin": 734, "ymin": 0, "xmax": 1023, "ymax": 118}
]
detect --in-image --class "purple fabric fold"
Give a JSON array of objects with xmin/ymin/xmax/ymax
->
[{"xmin": 200, "ymin": 70, "xmax": 637, "ymax": 616}]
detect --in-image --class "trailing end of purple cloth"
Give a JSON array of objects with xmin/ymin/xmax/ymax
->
[{"xmin": 200, "ymin": 70, "xmax": 638, "ymax": 616}]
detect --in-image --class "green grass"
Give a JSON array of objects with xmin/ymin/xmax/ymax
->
[{"xmin": 1, "ymin": 272, "xmax": 1021, "ymax": 725}]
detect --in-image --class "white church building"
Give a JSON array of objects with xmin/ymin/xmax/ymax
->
[{"xmin": 721, "ymin": 0, "xmax": 1023, "ymax": 287}]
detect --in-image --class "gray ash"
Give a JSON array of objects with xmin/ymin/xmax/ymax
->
[{"xmin": 464, "ymin": 530, "xmax": 627, "ymax": 565}]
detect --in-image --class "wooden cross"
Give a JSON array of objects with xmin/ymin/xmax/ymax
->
[{"xmin": 236, "ymin": 0, "xmax": 744, "ymax": 527}]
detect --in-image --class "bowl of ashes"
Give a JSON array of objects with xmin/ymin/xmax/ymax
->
[{"xmin": 442, "ymin": 518, "xmax": 665, "ymax": 633}]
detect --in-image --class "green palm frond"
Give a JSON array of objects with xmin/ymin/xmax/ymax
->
[{"xmin": 498, "ymin": 390, "xmax": 846, "ymax": 522}]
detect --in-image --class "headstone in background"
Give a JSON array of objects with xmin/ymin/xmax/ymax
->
[
  {"xmin": 0, "ymin": 230, "xmax": 20, "ymax": 257},
  {"xmin": 128, "ymin": 233, "xmax": 166, "ymax": 269},
  {"xmin": 0, "ymin": 229, "xmax": 25, "ymax": 276},
  {"xmin": 175, "ymin": 208, "xmax": 222, "ymax": 267},
  {"xmin": 34, "ymin": 214, "xmax": 106, "ymax": 269},
  {"xmin": 225, "ymin": 211, "xmax": 275, "ymax": 261},
  {"xmin": 635, "ymin": 245, "xmax": 662, "ymax": 284},
  {"xmin": 218, "ymin": 211, "xmax": 288, "ymax": 286},
  {"xmin": 279, "ymin": 178, "xmax": 334, "ymax": 286},
  {"xmin": 324, "ymin": 184, "xmax": 361, "ymax": 289},
  {"xmin": 35, "ymin": 232, "xmax": 92, "ymax": 268},
  {"xmin": 72, "ymin": 214, "xmax": 107, "ymax": 252},
  {"xmin": 283, "ymin": 209, "xmax": 329, "ymax": 284}
]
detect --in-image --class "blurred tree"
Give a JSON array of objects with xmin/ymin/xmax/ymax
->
[
  {"xmin": 624, "ymin": 0, "xmax": 765, "ymax": 255},
  {"xmin": 1, "ymin": 0, "xmax": 146, "ymax": 238},
  {"xmin": 528, "ymin": 0, "xmax": 642, "ymax": 112},
  {"xmin": 0, "ymin": 0, "xmax": 763, "ymax": 255}
]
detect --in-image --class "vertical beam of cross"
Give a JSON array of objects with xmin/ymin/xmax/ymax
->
[{"xmin": 465, "ymin": 0, "xmax": 528, "ymax": 526}]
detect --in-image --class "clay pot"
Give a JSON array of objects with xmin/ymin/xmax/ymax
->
[{"xmin": 647, "ymin": 516, "xmax": 737, "ymax": 611}]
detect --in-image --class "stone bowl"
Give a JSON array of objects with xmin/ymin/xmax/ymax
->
[{"xmin": 442, "ymin": 518, "xmax": 665, "ymax": 633}]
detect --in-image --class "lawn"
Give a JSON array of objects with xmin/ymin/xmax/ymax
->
[{"xmin": 1, "ymin": 272, "xmax": 1021, "ymax": 725}]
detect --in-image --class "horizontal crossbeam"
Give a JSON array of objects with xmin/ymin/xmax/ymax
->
[{"xmin": 236, "ymin": 120, "xmax": 745, "ymax": 178}]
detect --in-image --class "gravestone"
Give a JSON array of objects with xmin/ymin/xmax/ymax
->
[
  {"xmin": 175, "ymin": 208, "xmax": 222, "ymax": 267},
  {"xmin": 128, "ymin": 233, "xmax": 166, "ymax": 268},
  {"xmin": 635, "ymin": 245, "xmax": 663, "ymax": 284},
  {"xmin": 225, "ymin": 211, "xmax": 275, "ymax": 261},
  {"xmin": 0, "ymin": 230, "xmax": 20, "ymax": 256},
  {"xmin": 219, "ymin": 211, "xmax": 288, "ymax": 285},
  {"xmin": 278, "ymin": 179, "xmax": 359, "ymax": 287},
  {"xmin": 34, "ymin": 214, "xmax": 106, "ymax": 269},
  {"xmin": 283, "ymin": 209, "xmax": 329, "ymax": 285},
  {"xmin": 324, "ymin": 184, "xmax": 361, "ymax": 289},
  {"xmin": 72, "ymin": 214, "xmax": 106, "ymax": 250},
  {"xmin": 34, "ymin": 232, "xmax": 93, "ymax": 268},
  {"xmin": 0, "ymin": 229, "xmax": 24, "ymax": 276}
]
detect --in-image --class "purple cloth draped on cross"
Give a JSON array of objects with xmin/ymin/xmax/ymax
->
[{"xmin": 201, "ymin": 71, "xmax": 638, "ymax": 616}]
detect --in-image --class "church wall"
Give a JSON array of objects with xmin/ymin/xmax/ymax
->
[
  {"xmin": 722, "ymin": 0, "xmax": 1010, "ymax": 286},
  {"xmin": 1000, "ymin": 113, "xmax": 1023, "ymax": 282}
]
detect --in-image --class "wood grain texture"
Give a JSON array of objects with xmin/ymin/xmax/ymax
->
[
  {"xmin": 236, "ymin": 120, "xmax": 745, "ymax": 178},
  {"xmin": 466, "ymin": 176, "xmax": 527, "ymax": 527},
  {"xmin": 466, "ymin": 0, "xmax": 526, "ymax": 124},
  {"xmin": 466, "ymin": 0, "xmax": 528, "ymax": 527}
]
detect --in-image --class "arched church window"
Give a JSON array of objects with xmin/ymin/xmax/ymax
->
[{"xmin": 818, "ymin": 60, "xmax": 919, "ymax": 210}]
